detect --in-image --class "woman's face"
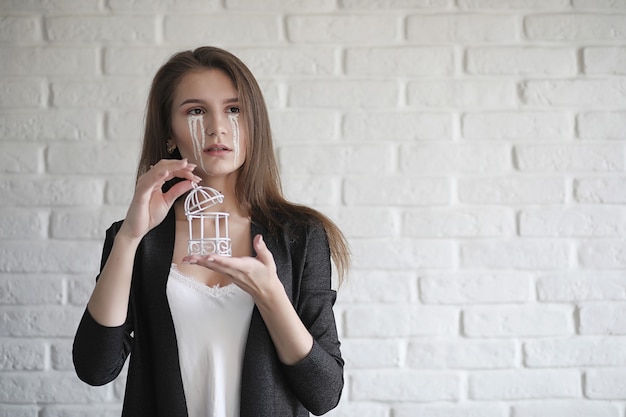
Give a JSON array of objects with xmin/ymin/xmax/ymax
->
[{"xmin": 170, "ymin": 68, "xmax": 247, "ymax": 179}]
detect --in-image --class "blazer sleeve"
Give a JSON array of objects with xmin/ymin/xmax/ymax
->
[
  {"xmin": 280, "ymin": 221, "xmax": 344, "ymax": 416},
  {"xmin": 73, "ymin": 221, "xmax": 134, "ymax": 386}
]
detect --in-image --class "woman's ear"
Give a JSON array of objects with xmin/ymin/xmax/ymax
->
[{"xmin": 166, "ymin": 139, "xmax": 177, "ymax": 154}]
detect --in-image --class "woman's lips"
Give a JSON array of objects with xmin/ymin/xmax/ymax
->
[{"xmin": 204, "ymin": 144, "xmax": 231, "ymax": 155}]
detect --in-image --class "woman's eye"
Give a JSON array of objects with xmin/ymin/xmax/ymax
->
[
  {"xmin": 187, "ymin": 108, "xmax": 204, "ymax": 115},
  {"xmin": 227, "ymin": 106, "xmax": 240, "ymax": 114}
]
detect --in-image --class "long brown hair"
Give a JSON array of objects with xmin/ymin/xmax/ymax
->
[{"xmin": 138, "ymin": 46, "xmax": 350, "ymax": 283}]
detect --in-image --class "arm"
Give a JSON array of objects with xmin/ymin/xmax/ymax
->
[
  {"xmin": 88, "ymin": 159, "xmax": 200, "ymax": 326},
  {"xmin": 184, "ymin": 223, "xmax": 344, "ymax": 414},
  {"xmin": 73, "ymin": 159, "xmax": 200, "ymax": 385}
]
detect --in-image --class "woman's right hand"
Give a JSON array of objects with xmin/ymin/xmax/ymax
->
[{"xmin": 118, "ymin": 159, "xmax": 200, "ymax": 241}]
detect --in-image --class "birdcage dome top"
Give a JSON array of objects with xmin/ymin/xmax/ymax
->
[{"xmin": 184, "ymin": 184, "xmax": 224, "ymax": 217}]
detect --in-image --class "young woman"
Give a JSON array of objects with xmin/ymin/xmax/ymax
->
[{"xmin": 73, "ymin": 46, "xmax": 349, "ymax": 417}]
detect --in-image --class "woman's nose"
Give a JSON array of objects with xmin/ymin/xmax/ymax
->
[{"xmin": 204, "ymin": 114, "xmax": 229, "ymax": 137}]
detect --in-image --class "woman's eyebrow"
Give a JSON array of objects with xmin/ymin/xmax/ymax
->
[{"xmin": 179, "ymin": 97, "xmax": 239, "ymax": 107}]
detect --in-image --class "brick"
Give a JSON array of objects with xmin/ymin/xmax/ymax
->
[
  {"xmin": 0, "ymin": 241, "xmax": 101, "ymax": 273},
  {"xmin": 0, "ymin": 275, "xmax": 63, "ymax": 305},
  {"xmin": 341, "ymin": 339, "xmax": 400, "ymax": 369},
  {"xmin": 578, "ymin": 112, "xmax": 626, "ymax": 140},
  {"xmin": 525, "ymin": 14, "xmax": 626, "ymax": 41},
  {"xmin": 394, "ymin": 404, "xmax": 507, "ymax": 417},
  {"xmin": 1, "ymin": 0, "xmax": 99, "ymax": 11},
  {"xmin": 461, "ymin": 239, "xmax": 570, "ymax": 269},
  {"xmin": 109, "ymin": 0, "xmax": 218, "ymax": 10},
  {"xmin": 227, "ymin": 0, "xmax": 335, "ymax": 8},
  {"xmin": 579, "ymin": 240, "xmax": 626, "ymax": 269},
  {"xmin": 0, "ymin": 340, "xmax": 45, "ymax": 370},
  {"xmin": 103, "ymin": 47, "xmax": 172, "ymax": 76},
  {"xmin": 459, "ymin": 0, "xmax": 568, "ymax": 8},
  {"xmin": 0, "ymin": 47, "xmax": 97, "ymax": 76},
  {"xmin": 407, "ymin": 14, "xmax": 518, "ymax": 43},
  {"xmin": 407, "ymin": 339, "xmax": 516, "ymax": 369},
  {"xmin": 51, "ymin": 78, "xmax": 150, "ymax": 109},
  {"xmin": 420, "ymin": 272, "xmax": 531, "ymax": 304},
  {"xmin": 586, "ymin": 369, "xmax": 626, "ymax": 399},
  {"xmin": 580, "ymin": 303, "xmax": 626, "ymax": 334},
  {"xmin": 41, "ymin": 407, "xmax": 123, "ymax": 417},
  {"xmin": 343, "ymin": 111, "xmax": 453, "ymax": 141},
  {"xmin": 106, "ymin": 110, "xmax": 144, "ymax": 141},
  {"xmin": 256, "ymin": 79, "xmax": 281, "ymax": 109},
  {"xmin": 327, "ymin": 402, "xmax": 388, "ymax": 417},
  {"xmin": 0, "ymin": 373, "xmax": 109, "ymax": 403},
  {"xmin": 105, "ymin": 178, "xmax": 135, "ymax": 206},
  {"xmin": 345, "ymin": 47, "xmax": 454, "ymax": 76},
  {"xmin": 574, "ymin": 178, "xmax": 626, "ymax": 203},
  {"xmin": 525, "ymin": 337, "xmax": 626, "ymax": 367},
  {"xmin": 47, "ymin": 143, "xmax": 139, "ymax": 174},
  {"xmin": 67, "ymin": 275, "xmax": 95, "ymax": 306},
  {"xmin": 350, "ymin": 238, "xmax": 454, "ymax": 269},
  {"xmin": 520, "ymin": 207, "xmax": 626, "ymax": 237},
  {"xmin": 513, "ymin": 401, "xmax": 620, "ymax": 417},
  {"xmin": 165, "ymin": 15, "xmax": 280, "ymax": 44},
  {"xmin": 286, "ymin": 15, "xmax": 397, "ymax": 44},
  {"xmin": 339, "ymin": 0, "xmax": 451, "ymax": 8},
  {"xmin": 0, "ymin": 406, "xmax": 38, "ymax": 417},
  {"xmin": 288, "ymin": 79, "xmax": 398, "ymax": 108},
  {"xmin": 458, "ymin": 177, "xmax": 565, "ymax": 204},
  {"xmin": 583, "ymin": 47, "xmax": 626, "ymax": 75},
  {"xmin": 0, "ymin": 178, "xmax": 104, "ymax": 206},
  {"xmin": 466, "ymin": 47, "xmax": 576, "ymax": 76},
  {"xmin": 282, "ymin": 176, "xmax": 341, "ymax": 206},
  {"xmin": 404, "ymin": 207, "xmax": 515, "ymax": 238},
  {"xmin": 337, "ymin": 270, "xmax": 415, "ymax": 303},
  {"xmin": 514, "ymin": 144, "xmax": 624, "ymax": 172},
  {"xmin": 407, "ymin": 80, "xmax": 517, "ymax": 108},
  {"xmin": 0, "ymin": 306, "xmax": 84, "ymax": 337},
  {"xmin": 463, "ymin": 305, "xmax": 574, "ymax": 337},
  {"xmin": 50, "ymin": 207, "xmax": 126, "ymax": 239},
  {"xmin": 470, "ymin": 370, "xmax": 581, "ymax": 400},
  {"xmin": 344, "ymin": 176, "xmax": 451, "ymax": 206},
  {"xmin": 351, "ymin": 370, "xmax": 460, "ymax": 401},
  {"xmin": 330, "ymin": 207, "xmax": 398, "ymax": 237},
  {"xmin": 233, "ymin": 47, "xmax": 336, "ymax": 76},
  {"xmin": 45, "ymin": 16, "xmax": 155, "ymax": 43},
  {"xmin": 574, "ymin": 0, "xmax": 626, "ymax": 8},
  {"xmin": 0, "ymin": 110, "xmax": 98, "ymax": 141},
  {"xmin": 0, "ymin": 78, "xmax": 45, "ymax": 108},
  {"xmin": 345, "ymin": 305, "xmax": 458, "ymax": 337},
  {"xmin": 521, "ymin": 80, "xmax": 626, "ymax": 107},
  {"xmin": 400, "ymin": 143, "xmax": 512, "ymax": 174},
  {"xmin": 0, "ymin": 16, "xmax": 41, "ymax": 42},
  {"xmin": 50, "ymin": 340, "xmax": 73, "ymax": 371},
  {"xmin": 0, "ymin": 209, "xmax": 48, "ymax": 239},
  {"xmin": 537, "ymin": 272, "xmax": 626, "ymax": 301},
  {"xmin": 0, "ymin": 143, "xmax": 42, "ymax": 173},
  {"xmin": 462, "ymin": 112, "xmax": 572, "ymax": 140},
  {"xmin": 270, "ymin": 110, "xmax": 338, "ymax": 143},
  {"xmin": 279, "ymin": 144, "xmax": 394, "ymax": 175}
]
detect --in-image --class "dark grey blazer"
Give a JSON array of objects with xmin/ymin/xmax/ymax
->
[{"xmin": 73, "ymin": 208, "xmax": 344, "ymax": 416}]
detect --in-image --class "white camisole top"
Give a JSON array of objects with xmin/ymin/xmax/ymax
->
[{"xmin": 166, "ymin": 264, "xmax": 254, "ymax": 417}]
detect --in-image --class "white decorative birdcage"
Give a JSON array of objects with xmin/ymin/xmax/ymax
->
[{"xmin": 184, "ymin": 184, "xmax": 231, "ymax": 257}]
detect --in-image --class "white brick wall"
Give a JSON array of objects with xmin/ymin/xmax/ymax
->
[{"xmin": 1, "ymin": 1, "xmax": 625, "ymax": 416}]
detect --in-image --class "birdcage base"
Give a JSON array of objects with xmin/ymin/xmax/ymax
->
[{"xmin": 188, "ymin": 239, "xmax": 232, "ymax": 257}]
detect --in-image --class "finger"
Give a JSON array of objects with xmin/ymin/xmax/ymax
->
[
  {"xmin": 253, "ymin": 234, "xmax": 275, "ymax": 266},
  {"xmin": 162, "ymin": 179, "xmax": 196, "ymax": 207}
]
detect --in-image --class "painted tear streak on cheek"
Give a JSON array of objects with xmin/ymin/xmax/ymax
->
[
  {"xmin": 229, "ymin": 114, "xmax": 240, "ymax": 169},
  {"xmin": 187, "ymin": 114, "xmax": 207, "ymax": 174}
]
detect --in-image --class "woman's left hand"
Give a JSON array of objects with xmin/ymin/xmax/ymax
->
[{"xmin": 182, "ymin": 234, "xmax": 283, "ymax": 303}]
